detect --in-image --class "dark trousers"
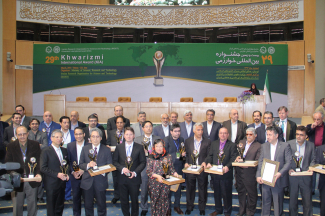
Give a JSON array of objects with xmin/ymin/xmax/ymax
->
[
  {"xmin": 120, "ymin": 183, "xmax": 140, "ymax": 216},
  {"xmin": 168, "ymin": 161, "xmax": 184, "ymax": 208},
  {"xmin": 213, "ymin": 177, "xmax": 233, "ymax": 215},
  {"xmin": 261, "ymin": 184, "xmax": 284, "ymax": 216},
  {"xmin": 289, "ymin": 176, "xmax": 312, "ymax": 216},
  {"xmin": 65, "ymin": 180, "xmax": 72, "ymax": 200},
  {"xmin": 112, "ymin": 170, "xmax": 120, "ymax": 199},
  {"xmin": 46, "ymin": 188, "xmax": 65, "ymax": 216},
  {"xmin": 186, "ymin": 172, "xmax": 208, "ymax": 211},
  {"xmin": 71, "ymin": 179, "xmax": 83, "ymax": 216},
  {"xmin": 84, "ymin": 184, "xmax": 107, "ymax": 216},
  {"xmin": 319, "ymin": 175, "xmax": 325, "ymax": 216}
]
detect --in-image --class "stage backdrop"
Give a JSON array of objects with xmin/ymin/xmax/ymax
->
[{"xmin": 33, "ymin": 43, "xmax": 288, "ymax": 117}]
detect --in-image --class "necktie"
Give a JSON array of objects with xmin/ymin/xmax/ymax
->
[
  {"xmin": 281, "ymin": 120, "xmax": 285, "ymax": 131},
  {"xmin": 94, "ymin": 147, "xmax": 98, "ymax": 161}
]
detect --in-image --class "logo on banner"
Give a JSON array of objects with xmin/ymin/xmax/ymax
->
[
  {"xmin": 268, "ymin": 46, "xmax": 275, "ymax": 54},
  {"xmin": 260, "ymin": 46, "xmax": 267, "ymax": 54},
  {"xmin": 53, "ymin": 46, "xmax": 60, "ymax": 53},
  {"xmin": 45, "ymin": 46, "xmax": 52, "ymax": 54}
]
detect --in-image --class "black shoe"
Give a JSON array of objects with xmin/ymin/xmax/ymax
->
[
  {"xmin": 141, "ymin": 210, "xmax": 148, "ymax": 216},
  {"xmin": 200, "ymin": 210, "xmax": 205, "ymax": 215},
  {"xmin": 185, "ymin": 210, "xmax": 192, "ymax": 215},
  {"xmin": 111, "ymin": 198, "xmax": 119, "ymax": 204},
  {"xmin": 38, "ymin": 198, "xmax": 45, "ymax": 203},
  {"xmin": 312, "ymin": 191, "xmax": 315, "ymax": 195},
  {"xmin": 181, "ymin": 186, "xmax": 186, "ymax": 190}
]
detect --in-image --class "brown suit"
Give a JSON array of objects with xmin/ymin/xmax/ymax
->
[{"xmin": 222, "ymin": 120, "xmax": 247, "ymax": 144}]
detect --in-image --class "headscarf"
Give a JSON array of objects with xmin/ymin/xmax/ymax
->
[
  {"xmin": 148, "ymin": 139, "xmax": 167, "ymax": 160},
  {"xmin": 250, "ymin": 83, "xmax": 259, "ymax": 95}
]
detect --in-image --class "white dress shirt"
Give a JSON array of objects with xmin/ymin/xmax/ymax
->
[
  {"xmin": 295, "ymin": 141, "xmax": 306, "ymax": 168},
  {"xmin": 123, "ymin": 142, "xmax": 137, "ymax": 177},
  {"xmin": 270, "ymin": 142, "xmax": 278, "ymax": 161},
  {"xmin": 76, "ymin": 141, "xmax": 85, "ymax": 164},
  {"xmin": 162, "ymin": 125, "xmax": 169, "ymax": 137},
  {"xmin": 231, "ymin": 121, "xmax": 238, "ymax": 143},
  {"xmin": 254, "ymin": 122, "xmax": 262, "ymax": 129},
  {"xmin": 61, "ymin": 129, "xmax": 71, "ymax": 148},
  {"xmin": 280, "ymin": 118, "xmax": 287, "ymax": 141},
  {"xmin": 52, "ymin": 144, "xmax": 63, "ymax": 162},
  {"xmin": 207, "ymin": 122, "xmax": 213, "ymax": 136},
  {"xmin": 185, "ymin": 121, "xmax": 193, "ymax": 137}
]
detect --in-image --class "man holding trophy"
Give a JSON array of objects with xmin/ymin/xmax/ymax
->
[{"xmin": 5, "ymin": 125, "xmax": 41, "ymax": 216}]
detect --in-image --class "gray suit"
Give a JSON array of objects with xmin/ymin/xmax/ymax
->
[
  {"xmin": 21, "ymin": 116, "xmax": 31, "ymax": 130},
  {"xmin": 288, "ymin": 140, "xmax": 315, "ymax": 216},
  {"xmin": 134, "ymin": 134, "xmax": 160, "ymax": 211},
  {"xmin": 28, "ymin": 130, "xmax": 48, "ymax": 149},
  {"xmin": 256, "ymin": 141, "xmax": 292, "ymax": 216},
  {"xmin": 153, "ymin": 124, "xmax": 169, "ymax": 139},
  {"xmin": 179, "ymin": 121, "xmax": 196, "ymax": 140},
  {"xmin": 131, "ymin": 122, "xmax": 144, "ymax": 138}
]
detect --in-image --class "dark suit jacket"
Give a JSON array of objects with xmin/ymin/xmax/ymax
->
[
  {"xmin": 79, "ymin": 144, "xmax": 112, "ymax": 191},
  {"xmin": 0, "ymin": 121, "xmax": 9, "ymax": 162},
  {"xmin": 205, "ymin": 139, "xmax": 237, "ymax": 180},
  {"xmin": 288, "ymin": 139, "xmax": 315, "ymax": 172},
  {"xmin": 153, "ymin": 124, "xmax": 169, "ymax": 139},
  {"xmin": 222, "ymin": 120, "xmax": 247, "ymax": 144},
  {"xmin": 113, "ymin": 142, "xmax": 146, "ymax": 185},
  {"xmin": 84, "ymin": 127, "xmax": 106, "ymax": 145},
  {"xmin": 256, "ymin": 125, "xmax": 285, "ymax": 144},
  {"xmin": 180, "ymin": 121, "xmax": 196, "ymax": 140},
  {"xmin": 3, "ymin": 125, "xmax": 15, "ymax": 147},
  {"xmin": 185, "ymin": 137, "xmax": 211, "ymax": 166},
  {"xmin": 27, "ymin": 130, "xmax": 48, "ymax": 149},
  {"xmin": 276, "ymin": 119, "xmax": 297, "ymax": 141},
  {"xmin": 164, "ymin": 135, "xmax": 185, "ymax": 164},
  {"xmin": 40, "ymin": 145, "xmax": 69, "ymax": 191},
  {"xmin": 106, "ymin": 129, "xmax": 124, "ymax": 146},
  {"xmin": 69, "ymin": 121, "xmax": 87, "ymax": 130},
  {"xmin": 5, "ymin": 139, "xmax": 41, "ymax": 191},
  {"xmin": 39, "ymin": 121, "xmax": 61, "ymax": 145},
  {"xmin": 315, "ymin": 145, "xmax": 325, "ymax": 190},
  {"xmin": 247, "ymin": 123, "xmax": 265, "ymax": 129},
  {"xmin": 106, "ymin": 116, "xmax": 130, "ymax": 132},
  {"xmin": 307, "ymin": 123, "xmax": 325, "ymax": 145},
  {"xmin": 21, "ymin": 116, "xmax": 31, "ymax": 130},
  {"xmin": 202, "ymin": 121, "xmax": 222, "ymax": 142}
]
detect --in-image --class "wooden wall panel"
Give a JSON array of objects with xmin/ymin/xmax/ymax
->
[
  {"xmin": 140, "ymin": 103, "xmax": 169, "ymax": 123},
  {"xmin": 287, "ymin": 41, "xmax": 305, "ymax": 66},
  {"xmin": 52, "ymin": 0, "xmax": 69, "ymax": 3},
  {"xmin": 16, "ymin": 41, "xmax": 34, "ymax": 66},
  {"xmin": 288, "ymin": 70, "xmax": 304, "ymax": 117},
  {"xmin": 210, "ymin": 0, "xmax": 219, "ymax": 5},
  {"xmin": 235, "ymin": 0, "xmax": 251, "ymax": 4},
  {"xmin": 86, "ymin": 0, "xmax": 110, "ymax": 4},
  {"xmin": 69, "ymin": 0, "xmax": 86, "ymax": 3},
  {"xmin": 44, "ymin": 95, "xmax": 66, "ymax": 122},
  {"xmin": 2, "ymin": 0, "xmax": 16, "ymax": 40},
  {"xmin": 218, "ymin": 0, "xmax": 234, "ymax": 5},
  {"xmin": 15, "ymin": 70, "xmax": 33, "ymax": 116}
]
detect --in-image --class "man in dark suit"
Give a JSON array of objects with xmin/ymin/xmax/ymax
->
[
  {"xmin": 59, "ymin": 116, "xmax": 76, "ymax": 148},
  {"xmin": 39, "ymin": 111, "xmax": 61, "ymax": 145},
  {"xmin": 256, "ymin": 111, "xmax": 285, "ymax": 144},
  {"xmin": 153, "ymin": 113, "xmax": 170, "ymax": 139},
  {"xmin": 0, "ymin": 111, "xmax": 9, "ymax": 164},
  {"xmin": 79, "ymin": 127, "xmax": 113, "ymax": 216},
  {"xmin": 113, "ymin": 127, "xmax": 146, "ymax": 216},
  {"xmin": 107, "ymin": 105, "xmax": 131, "ymax": 132},
  {"xmin": 184, "ymin": 123, "xmax": 211, "ymax": 215},
  {"xmin": 247, "ymin": 110, "xmax": 264, "ymax": 129},
  {"xmin": 84, "ymin": 114, "xmax": 106, "ymax": 145},
  {"xmin": 234, "ymin": 128, "xmax": 261, "ymax": 216},
  {"xmin": 67, "ymin": 127, "xmax": 90, "ymax": 216},
  {"xmin": 315, "ymin": 143, "xmax": 325, "ymax": 214},
  {"xmin": 256, "ymin": 126, "xmax": 292, "ymax": 216},
  {"xmin": 40, "ymin": 129, "xmax": 69, "ymax": 216},
  {"xmin": 131, "ymin": 111, "xmax": 146, "ymax": 137},
  {"xmin": 70, "ymin": 111, "xmax": 86, "ymax": 130},
  {"xmin": 206, "ymin": 127, "xmax": 237, "ymax": 216},
  {"xmin": 288, "ymin": 126, "xmax": 315, "ymax": 216},
  {"xmin": 180, "ymin": 110, "xmax": 196, "ymax": 140},
  {"xmin": 3, "ymin": 112, "xmax": 22, "ymax": 146},
  {"xmin": 222, "ymin": 109, "xmax": 247, "ymax": 144},
  {"xmin": 276, "ymin": 106, "xmax": 297, "ymax": 142},
  {"xmin": 164, "ymin": 123, "xmax": 186, "ymax": 215},
  {"xmin": 15, "ymin": 105, "xmax": 31, "ymax": 130},
  {"xmin": 5, "ymin": 126, "xmax": 42, "ymax": 215},
  {"xmin": 134, "ymin": 121, "xmax": 160, "ymax": 216},
  {"xmin": 202, "ymin": 109, "xmax": 222, "ymax": 142}
]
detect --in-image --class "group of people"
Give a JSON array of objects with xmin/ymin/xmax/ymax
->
[{"xmin": 1, "ymin": 102, "xmax": 325, "ymax": 216}]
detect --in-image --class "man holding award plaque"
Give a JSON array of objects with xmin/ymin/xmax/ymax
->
[
  {"xmin": 183, "ymin": 123, "xmax": 211, "ymax": 215},
  {"xmin": 205, "ymin": 127, "xmax": 237, "ymax": 216},
  {"xmin": 5, "ymin": 125, "xmax": 41, "ymax": 216},
  {"xmin": 288, "ymin": 126, "xmax": 315, "ymax": 216},
  {"xmin": 3, "ymin": 112, "xmax": 21, "ymax": 147}
]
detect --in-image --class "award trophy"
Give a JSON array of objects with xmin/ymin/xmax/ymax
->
[
  {"xmin": 191, "ymin": 150, "xmax": 199, "ymax": 169},
  {"xmin": 153, "ymin": 51, "xmax": 165, "ymax": 86},
  {"xmin": 11, "ymin": 137, "xmax": 16, "ymax": 142},
  {"xmin": 237, "ymin": 143, "xmax": 245, "ymax": 163},
  {"xmin": 162, "ymin": 157, "xmax": 170, "ymax": 179},
  {"xmin": 88, "ymin": 149, "xmax": 98, "ymax": 170},
  {"xmin": 125, "ymin": 156, "xmax": 133, "ymax": 177},
  {"xmin": 178, "ymin": 142, "xmax": 185, "ymax": 160},
  {"xmin": 28, "ymin": 157, "xmax": 37, "ymax": 178},
  {"xmin": 115, "ymin": 131, "xmax": 123, "ymax": 145},
  {"xmin": 142, "ymin": 137, "xmax": 150, "ymax": 156},
  {"xmin": 72, "ymin": 161, "xmax": 80, "ymax": 172},
  {"xmin": 217, "ymin": 149, "xmax": 226, "ymax": 169},
  {"xmin": 60, "ymin": 159, "xmax": 69, "ymax": 180},
  {"xmin": 293, "ymin": 151, "xmax": 302, "ymax": 172}
]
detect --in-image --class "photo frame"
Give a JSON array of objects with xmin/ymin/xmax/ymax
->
[{"xmin": 261, "ymin": 158, "xmax": 280, "ymax": 187}]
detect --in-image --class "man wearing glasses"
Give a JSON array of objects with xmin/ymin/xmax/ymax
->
[{"xmin": 256, "ymin": 111, "xmax": 285, "ymax": 144}]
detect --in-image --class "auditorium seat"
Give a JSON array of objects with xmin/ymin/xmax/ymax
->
[
  {"xmin": 93, "ymin": 97, "xmax": 107, "ymax": 102},
  {"xmin": 118, "ymin": 97, "xmax": 131, "ymax": 102},
  {"xmin": 301, "ymin": 115, "xmax": 313, "ymax": 126},
  {"xmin": 149, "ymin": 97, "xmax": 162, "ymax": 102},
  {"xmin": 224, "ymin": 97, "xmax": 237, "ymax": 102},
  {"xmin": 180, "ymin": 97, "xmax": 193, "ymax": 102},
  {"xmin": 203, "ymin": 97, "xmax": 217, "ymax": 102},
  {"xmin": 76, "ymin": 97, "xmax": 89, "ymax": 102}
]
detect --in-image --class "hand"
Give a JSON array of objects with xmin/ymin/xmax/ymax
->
[
  {"xmin": 106, "ymin": 145, "xmax": 111, "ymax": 148},
  {"xmin": 78, "ymin": 169, "xmax": 84, "ymax": 176},
  {"xmin": 156, "ymin": 175, "xmax": 164, "ymax": 183},
  {"xmin": 223, "ymin": 166, "xmax": 229, "ymax": 173},
  {"xmin": 173, "ymin": 172, "xmax": 179, "ymax": 178},
  {"xmin": 311, "ymin": 122, "xmax": 318, "ymax": 129},
  {"xmin": 184, "ymin": 163, "xmax": 190, "ymax": 168},
  {"xmin": 308, "ymin": 169, "xmax": 313, "ymax": 172},
  {"xmin": 182, "ymin": 152, "xmax": 186, "ymax": 157},
  {"xmin": 128, "ymin": 172, "xmax": 136, "ymax": 179},
  {"xmin": 88, "ymin": 161, "xmax": 97, "ymax": 168},
  {"xmin": 206, "ymin": 163, "xmax": 212, "ymax": 168},
  {"xmin": 35, "ymin": 174, "xmax": 42, "ymax": 182},
  {"xmin": 257, "ymin": 177, "xmax": 263, "ymax": 184},
  {"xmin": 289, "ymin": 169, "xmax": 295, "ymax": 175},
  {"xmin": 73, "ymin": 172, "xmax": 80, "ymax": 179},
  {"xmin": 235, "ymin": 156, "xmax": 241, "ymax": 162},
  {"xmin": 66, "ymin": 175, "xmax": 69, "ymax": 181},
  {"xmin": 201, "ymin": 162, "xmax": 206, "ymax": 169},
  {"xmin": 122, "ymin": 168, "xmax": 130, "ymax": 175},
  {"xmin": 144, "ymin": 149, "xmax": 148, "ymax": 155},
  {"xmin": 274, "ymin": 172, "xmax": 282, "ymax": 183},
  {"xmin": 57, "ymin": 173, "xmax": 67, "ymax": 181}
]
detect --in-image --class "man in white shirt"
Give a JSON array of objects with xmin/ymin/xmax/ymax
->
[
  {"xmin": 277, "ymin": 106, "xmax": 297, "ymax": 142},
  {"xmin": 131, "ymin": 111, "xmax": 146, "ymax": 137},
  {"xmin": 222, "ymin": 109, "xmax": 247, "ymax": 144},
  {"xmin": 153, "ymin": 113, "xmax": 170, "ymax": 139},
  {"xmin": 202, "ymin": 109, "xmax": 222, "ymax": 142},
  {"xmin": 180, "ymin": 110, "xmax": 196, "ymax": 140},
  {"xmin": 247, "ymin": 110, "xmax": 264, "ymax": 129}
]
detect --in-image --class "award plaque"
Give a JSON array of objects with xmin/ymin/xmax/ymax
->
[
  {"xmin": 60, "ymin": 159, "xmax": 69, "ymax": 180},
  {"xmin": 142, "ymin": 137, "xmax": 150, "ymax": 156},
  {"xmin": 237, "ymin": 143, "xmax": 245, "ymax": 163},
  {"xmin": 125, "ymin": 156, "xmax": 133, "ymax": 177},
  {"xmin": 309, "ymin": 164, "xmax": 325, "ymax": 174},
  {"xmin": 73, "ymin": 161, "xmax": 80, "ymax": 172},
  {"xmin": 293, "ymin": 151, "xmax": 302, "ymax": 172},
  {"xmin": 217, "ymin": 149, "xmax": 225, "ymax": 169},
  {"xmin": 28, "ymin": 157, "xmax": 37, "ymax": 178},
  {"xmin": 191, "ymin": 150, "xmax": 199, "ymax": 169},
  {"xmin": 88, "ymin": 149, "xmax": 98, "ymax": 170},
  {"xmin": 153, "ymin": 51, "xmax": 165, "ymax": 86},
  {"xmin": 162, "ymin": 157, "xmax": 170, "ymax": 179}
]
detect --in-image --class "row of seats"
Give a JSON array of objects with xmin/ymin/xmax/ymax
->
[{"xmin": 76, "ymin": 97, "xmax": 238, "ymax": 102}]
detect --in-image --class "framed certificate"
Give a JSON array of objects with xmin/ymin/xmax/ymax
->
[
  {"xmin": 261, "ymin": 158, "xmax": 280, "ymax": 187},
  {"xmin": 309, "ymin": 164, "xmax": 325, "ymax": 174},
  {"xmin": 88, "ymin": 164, "xmax": 116, "ymax": 177}
]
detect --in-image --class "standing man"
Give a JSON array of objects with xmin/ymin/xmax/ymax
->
[
  {"xmin": 170, "ymin": 111, "xmax": 179, "ymax": 125},
  {"xmin": 5, "ymin": 126, "xmax": 42, "ymax": 216},
  {"xmin": 164, "ymin": 123, "xmax": 186, "ymax": 215},
  {"xmin": 247, "ymin": 110, "xmax": 264, "ymax": 129},
  {"xmin": 69, "ymin": 111, "xmax": 86, "ymax": 130},
  {"xmin": 113, "ymin": 127, "xmax": 146, "ymax": 216},
  {"xmin": 256, "ymin": 126, "xmax": 292, "ymax": 216},
  {"xmin": 15, "ymin": 105, "xmax": 31, "ymax": 129},
  {"xmin": 180, "ymin": 110, "xmax": 196, "ymax": 140},
  {"xmin": 315, "ymin": 142, "xmax": 325, "ymax": 214},
  {"xmin": 277, "ymin": 106, "xmax": 297, "ymax": 142},
  {"xmin": 134, "ymin": 121, "xmax": 160, "ymax": 216},
  {"xmin": 315, "ymin": 98, "xmax": 325, "ymax": 121},
  {"xmin": 84, "ymin": 114, "xmax": 106, "ymax": 145},
  {"xmin": 67, "ymin": 127, "xmax": 90, "ymax": 216},
  {"xmin": 256, "ymin": 111, "xmax": 285, "ymax": 144},
  {"xmin": 59, "ymin": 116, "xmax": 75, "ymax": 148},
  {"xmin": 184, "ymin": 123, "xmax": 211, "ymax": 215},
  {"xmin": 206, "ymin": 127, "xmax": 237, "ymax": 216},
  {"xmin": 222, "ymin": 109, "xmax": 247, "ymax": 144},
  {"xmin": 153, "ymin": 113, "xmax": 170, "ymax": 139},
  {"xmin": 40, "ymin": 129, "xmax": 69, "ymax": 216},
  {"xmin": 234, "ymin": 128, "xmax": 261, "ymax": 216},
  {"xmin": 39, "ymin": 111, "xmax": 61, "ymax": 145},
  {"xmin": 3, "ymin": 113, "xmax": 22, "ymax": 146},
  {"xmin": 288, "ymin": 126, "xmax": 315, "ymax": 216},
  {"xmin": 202, "ymin": 109, "xmax": 222, "ymax": 142},
  {"xmin": 79, "ymin": 127, "xmax": 113, "ymax": 216},
  {"xmin": 131, "ymin": 111, "xmax": 146, "ymax": 137},
  {"xmin": 107, "ymin": 105, "xmax": 131, "ymax": 131}
]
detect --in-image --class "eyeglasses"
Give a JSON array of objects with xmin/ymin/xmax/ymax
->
[
  {"xmin": 17, "ymin": 133, "xmax": 27, "ymax": 137},
  {"xmin": 91, "ymin": 135, "xmax": 101, "ymax": 139},
  {"xmin": 295, "ymin": 133, "xmax": 305, "ymax": 136},
  {"xmin": 246, "ymin": 134, "xmax": 254, "ymax": 136}
]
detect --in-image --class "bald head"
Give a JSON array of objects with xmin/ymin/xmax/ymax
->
[
  {"xmin": 43, "ymin": 111, "xmax": 53, "ymax": 124},
  {"xmin": 230, "ymin": 109, "xmax": 239, "ymax": 123},
  {"xmin": 70, "ymin": 111, "xmax": 79, "ymax": 124}
]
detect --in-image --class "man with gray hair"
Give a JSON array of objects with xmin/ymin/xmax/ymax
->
[
  {"xmin": 131, "ymin": 111, "xmax": 146, "ymax": 137},
  {"xmin": 222, "ymin": 109, "xmax": 247, "ymax": 144},
  {"xmin": 180, "ymin": 110, "xmax": 196, "ymax": 140},
  {"xmin": 315, "ymin": 98, "xmax": 325, "ymax": 122},
  {"xmin": 153, "ymin": 113, "xmax": 170, "ymax": 139}
]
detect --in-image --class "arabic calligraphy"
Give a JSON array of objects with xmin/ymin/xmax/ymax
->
[{"xmin": 216, "ymin": 67, "xmax": 259, "ymax": 80}]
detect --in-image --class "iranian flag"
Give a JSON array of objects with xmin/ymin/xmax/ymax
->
[{"xmin": 264, "ymin": 72, "xmax": 272, "ymax": 104}]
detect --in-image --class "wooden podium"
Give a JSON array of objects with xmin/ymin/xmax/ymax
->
[{"xmin": 44, "ymin": 94, "xmax": 66, "ymax": 122}]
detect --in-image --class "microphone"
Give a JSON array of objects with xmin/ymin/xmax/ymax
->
[{"xmin": 0, "ymin": 162, "xmax": 21, "ymax": 170}]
